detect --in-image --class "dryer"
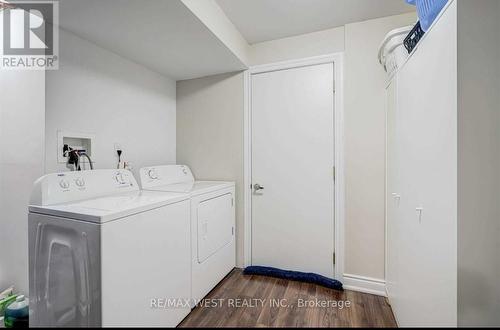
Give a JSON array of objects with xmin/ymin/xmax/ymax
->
[
  {"xmin": 139, "ymin": 165, "xmax": 235, "ymax": 304},
  {"xmin": 28, "ymin": 169, "xmax": 191, "ymax": 327}
]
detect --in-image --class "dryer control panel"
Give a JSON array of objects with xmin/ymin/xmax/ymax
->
[
  {"xmin": 30, "ymin": 169, "xmax": 139, "ymax": 206},
  {"xmin": 139, "ymin": 165, "xmax": 195, "ymax": 188}
]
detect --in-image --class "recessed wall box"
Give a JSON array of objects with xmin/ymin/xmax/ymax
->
[{"xmin": 57, "ymin": 130, "xmax": 95, "ymax": 164}]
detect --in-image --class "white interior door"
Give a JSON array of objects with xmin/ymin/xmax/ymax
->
[{"xmin": 251, "ymin": 63, "xmax": 335, "ymax": 278}]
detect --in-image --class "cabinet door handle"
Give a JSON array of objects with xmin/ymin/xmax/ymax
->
[{"xmin": 416, "ymin": 207, "xmax": 423, "ymax": 222}]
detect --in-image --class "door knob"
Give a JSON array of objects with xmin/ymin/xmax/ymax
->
[{"xmin": 253, "ymin": 183, "xmax": 264, "ymax": 191}]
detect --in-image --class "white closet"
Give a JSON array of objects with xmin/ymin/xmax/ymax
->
[{"xmin": 386, "ymin": 0, "xmax": 499, "ymax": 327}]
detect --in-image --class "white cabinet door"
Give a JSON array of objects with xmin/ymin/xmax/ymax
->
[
  {"xmin": 395, "ymin": 62, "xmax": 426, "ymax": 327},
  {"xmin": 390, "ymin": 1, "xmax": 458, "ymax": 326},
  {"xmin": 386, "ymin": 78, "xmax": 399, "ymax": 303}
]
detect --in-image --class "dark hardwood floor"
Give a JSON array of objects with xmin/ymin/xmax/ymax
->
[{"xmin": 179, "ymin": 269, "xmax": 397, "ymax": 328}]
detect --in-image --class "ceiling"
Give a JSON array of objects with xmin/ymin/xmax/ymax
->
[
  {"xmin": 53, "ymin": 0, "xmax": 247, "ymax": 80},
  {"xmin": 41, "ymin": 0, "xmax": 415, "ymax": 79},
  {"xmin": 216, "ymin": 0, "xmax": 415, "ymax": 44}
]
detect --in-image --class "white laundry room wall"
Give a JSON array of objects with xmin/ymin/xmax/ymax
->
[
  {"xmin": 176, "ymin": 12, "xmax": 416, "ymax": 288},
  {"xmin": 343, "ymin": 12, "xmax": 417, "ymax": 283},
  {"xmin": 0, "ymin": 13, "xmax": 45, "ymax": 295},
  {"xmin": 45, "ymin": 29, "xmax": 177, "ymax": 176},
  {"xmin": 249, "ymin": 26, "xmax": 345, "ymax": 65},
  {"xmin": 457, "ymin": 0, "xmax": 500, "ymax": 325},
  {"xmin": 177, "ymin": 72, "xmax": 245, "ymax": 266}
]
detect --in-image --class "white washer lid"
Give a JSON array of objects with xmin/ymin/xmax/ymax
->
[
  {"xmin": 29, "ymin": 190, "xmax": 189, "ymax": 223},
  {"xmin": 144, "ymin": 181, "xmax": 234, "ymax": 196}
]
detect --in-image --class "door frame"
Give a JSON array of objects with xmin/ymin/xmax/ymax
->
[{"xmin": 243, "ymin": 53, "xmax": 345, "ymax": 282}]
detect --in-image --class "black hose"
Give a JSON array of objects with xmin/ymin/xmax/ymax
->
[{"xmin": 78, "ymin": 152, "xmax": 94, "ymax": 170}]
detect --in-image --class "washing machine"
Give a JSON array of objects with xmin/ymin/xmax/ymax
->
[
  {"xmin": 28, "ymin": 169, "xmax": 191, "ymax": 327},
  {"xmin": 139, "ymin": 165, "xmax": 235, "ymax": 304}
]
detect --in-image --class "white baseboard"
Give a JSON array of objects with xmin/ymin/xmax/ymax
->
[{"xmin": 342, "ymin": 273, "xmax": 386, "ymax": 297}]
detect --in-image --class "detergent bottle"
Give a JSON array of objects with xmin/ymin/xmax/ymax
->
[{"xmin": 4, "ymin": 295, "xmax": 28, "ymax": 328}]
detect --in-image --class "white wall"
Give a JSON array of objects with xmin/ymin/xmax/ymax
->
[
  {"xmin": 176, "ymin": 13, "xmax": 416, "ymax": 283},
  {"xmin": 249, "ymin": 26, "xmax": 345, "ymax": 65},
  {"xmin": 45, "ymin": 29, "xmax": 177, "ymax": 175},
  {"xmin": 176, "ymin": 72, "xmax": 245, "ymax": 266},
  {"xmin": 343, "ymin": 13, "xmax": 416, "ymax": 280},
  {"xmin": 0, "ymin": 15, "xmax": 45, "ymax": 295},
  {"xmin": 457, "ymin": 0, "xmax": 500, "ymax": 326}
]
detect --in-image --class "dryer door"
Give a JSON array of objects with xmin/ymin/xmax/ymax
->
[{"xmin": 197, "ymin": 193, "xmax": 234, "ymax": 263}]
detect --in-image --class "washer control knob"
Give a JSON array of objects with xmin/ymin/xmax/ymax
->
[
  {"xmin": 148, "ymin": 169, "xmax": 158, "ymax": 179},
  {"xmin": 59, "ymin": 179, "xmax": 70, "ymax": 189},
  {"xmin": 115, "ymin": 172, "xmax": 128, "ymax": 185},
  {"xmin": 75, "ymin": 178, "xmax": 85, "ymax": 187}
]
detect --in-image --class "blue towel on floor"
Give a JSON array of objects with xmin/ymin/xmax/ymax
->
[{"xmin": 243, "ymin": 266, "xmax": 343, "ymax": 291}]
